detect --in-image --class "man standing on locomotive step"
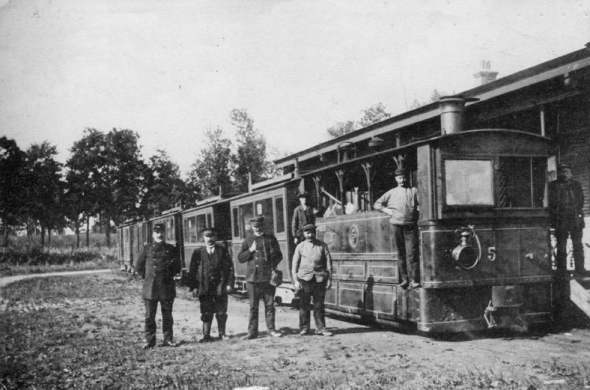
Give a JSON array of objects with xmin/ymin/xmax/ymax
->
[
  {"xmin": 292, "ymin": 191, "xmax": 317, "ymax": 245},
  {"xmin": 549, "ymin": 163, "xmax": 587, "ymax": 277},
  {"xmin": 238, "ymin": 216, "xmax": 284, "ymax": 340},
  {"xmin": 374, "ymin": 166, "xmax": 421, "ymax": 290},
  {"xmin": 136, "ymin": 223, "xmax": 181, "ymax": 349},
  {"xmin": 292, "ymin": 223, "xmax": 333, "ymax": 336},
  {"xmin": 188, "ymin": 227, "xmax": 234, "ymax": 342}
]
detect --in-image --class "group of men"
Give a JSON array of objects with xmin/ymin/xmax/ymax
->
[
  {"xmin": 136, "ymin": 212, "xmax": 333, "ymax": 349},
  {"xmin": 136, "ymin": 163, "xmax": 587, "ymax": 348}
]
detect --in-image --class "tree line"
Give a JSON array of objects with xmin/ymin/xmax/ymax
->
[
  {"xmin": 0, "ymin": 109, "xmax": 276, "ymax": 248},
  {"xmin": 1, "ymin": 101, "xmax": 411, "ymax": 248}
]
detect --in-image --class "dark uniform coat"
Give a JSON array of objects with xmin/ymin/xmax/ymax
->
[
  {"xmin": 291, "ymin": 205, "xmax": 316, "ymax": 240},
  {"xmin": 238, "ymin": 233, "xmax": 283, "ymax": 283},
  {"xmin": 548, "ymin": 177, "xmax": 585, "ymax": 231},
  {"xmin": 136, "ymin": 242, "xmax": 181, "ymax": 301},
  {"xmin": 187, "ymin": 244, "xmax": 234, "ymax": 297}
]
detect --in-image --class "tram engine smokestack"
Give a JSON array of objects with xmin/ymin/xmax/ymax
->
[
  {"xmin": 439, "ymin": 96, "xmax": 478, "ymax": 135},
  {"xmin": 439, "ymin": 96, "xmax": 466, "ymax": 135}
]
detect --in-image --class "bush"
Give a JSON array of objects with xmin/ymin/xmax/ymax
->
[{"xmin": 0, "ymin": 234, "xmax": 118, "ymax": 275}]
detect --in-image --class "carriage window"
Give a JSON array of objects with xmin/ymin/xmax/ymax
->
[
  {"xmin": 499, "ymin": 157, "xmax": 546, "ymax": 208},
  {"xmin": 185, "ymin": 216, "xmax": 197, "ymax": 243},
  {"xmin": 166, "ymin": 219, "xmax": 174, "ymax": 240},
  {"xmin": 196, "ymin": 214, "xmax": 207, "ymax": 242},
  {"xmin": 239, "ymin": 203, "xmax": 254, "ymax": 239},
  {"xmin": 255, "ymin": 198, "xmax": 274, "ymax": 234},
  {"xmin": 445, "ymin": 159, "xmax": 494, "ymax": 206},
  {"xmin": 232, "ymin": 207, "xmax": 239, "ymax": 237},
  {"xmin": 207, "ymin": 213, "xmax": 212, "ymax": 229},
  {"xmin": 275, "ymin": 197, "xmax": 285, "ymax": 233}
]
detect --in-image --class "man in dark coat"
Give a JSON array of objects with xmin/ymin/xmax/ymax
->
[
  {"xmin": 187, "ymin": 227, "xmax": 234, "ymax": 342},
  {"xmin": 549, "ymin": 163, "xmax": 587, "ymax": 276},
  {"xmin": 135, "ymin": 223, "xmax": 181, "ymax": 349},
  {"xmin": 291, "ymin": 191, "xmax": 317, "ymax": 245},
  {"xmin": 238, "ymin": 216, "xmax": 283, "ymax": 339}
]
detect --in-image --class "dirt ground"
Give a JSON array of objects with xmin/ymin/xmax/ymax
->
[{"xmin": 3, "ymin": 270, "xmax": 590, "ymax": 389}]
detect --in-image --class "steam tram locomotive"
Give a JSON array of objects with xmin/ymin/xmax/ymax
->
[{"xmin": 117, "ymin": 44, "xmax": 590, "ymax": 333}]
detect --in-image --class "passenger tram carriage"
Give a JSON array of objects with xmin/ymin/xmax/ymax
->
[{"xmin": 117, "ymin": 44, "xmax": 590, "ymax": 334}]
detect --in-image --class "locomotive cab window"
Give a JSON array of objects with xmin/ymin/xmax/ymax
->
[
  {"xmin": 444, "ymin": 159, "xmax": 494, "ymax": 206},
  {"xmin": 498, "ymin": 157, "xmax": 546, "ymax": 208}
]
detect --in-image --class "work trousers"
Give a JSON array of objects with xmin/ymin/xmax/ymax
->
[
  {"xmin": 199, "ymin": 294, "xmax": 228, "ymax": 324},
  {"xmin": 246, "ymin": 282, "xmax": 276, "ymax": 336},
  {"xmin": 298, "ymin": 278, "xmax": 327, "ymax": 332},
  {"xmin": 555, "ymin": 227, "xmax": 585, "ymax": 273},
  {"xmin": 392, "ymin": 224, "xmax": 420, "ymax": 283},
  {"xmin": 144, "ymin": 299, "xmax": 174, "ymax": 344}
]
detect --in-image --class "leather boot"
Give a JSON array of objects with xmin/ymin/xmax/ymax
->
[
  {"xmin": 218, "ymin": 320, "xmax": 227, "ymax": 341},
  {"xmin": 199, "ymin": 321, "xmax": 213, "ymax": 343}
]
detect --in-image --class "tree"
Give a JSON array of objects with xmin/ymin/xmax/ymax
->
[
  {"xmin": 188, "ymin": 127, "xmax": 233, "ymax": 200},
  {"xmin": 143, "ymin": 149, "xmax": 190, "ymax": 215},
  {"xmin": 64, "ymin": 160, "xmax": 96, "ymax": 248},
  {"xmin": 23, "ymin": 142, "xmax": 66, "ymax": 247},
  {"xmin": 327, "ymin": 121, "xmax": 358, "ymax": 139},
  {"xmin": 67, "ymin": 129, "xmax": 104, "ymax": 246},
  {"xmin": 409, "ymin": 89, "xmax": 443, "ymax": 110},
  {"xmin": 231, "ymin": 109, "xmax": 271, "ymax": 192},
  {"xmin": 0, "ymin": 137, "xmax": 26, "ymax": 246},
  {"xmin": 359, "ymin": 103, "xmax": 392, "ymax": 128},
  {"xmin": 68, "ymin": 128, "xmax": 149, "ymax": 247},
  {"xmin": 266, "ymin": 146, "xmax": 290, "ymax": 178},
  {"xmin": 326, "ymin": 103, "xmax": 392, "ymax": 139}
]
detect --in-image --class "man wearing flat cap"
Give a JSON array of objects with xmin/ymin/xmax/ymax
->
[
  {"xmin": 292, "ymin": 191, "xmax": 318, "ymax": 245},
  {"xmin": 238, "ymin": 216, "xmax": 283, "ymax": 339},
  {"xmin": 292, "ymin": 223, "xmax": 333, "ymax": 336},
  {"xmin": 549, "ymin": 163, "xmax": 587, "ymax": 277},
  {"xmin": 374, "ymin": 165, "xmax": 420, "ymax": 290},
  {"xmin": 136, "ymin": 223, "xmax": 181, "ymax": 349},
  {"xmin": 188, "ymin": 227, "xmax": 234, "ymax": 342}
]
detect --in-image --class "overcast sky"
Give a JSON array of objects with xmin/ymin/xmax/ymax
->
[{"xmin": 1, "ymin": 0, "xmax": 589, "ymax": 175}]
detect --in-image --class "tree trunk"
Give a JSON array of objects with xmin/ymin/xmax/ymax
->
[
  {"xmin": 40, "ymin": 225, "xmax": 45, "ymax": 247},
  {"xmin": 76, "ymin": 224, "xmax": 80, "ymax": 248},
  {"xmin": 105, "ymin": 215, "xmax": 111, "ymax": 247},
  {"xmin": 48, "ymin": 228, "xmax": 51, "ymax": 247},
  {"xmin": 2, "ymin": 210, "xmax": 8, "ymax": 247},
  {"xmin": 86, "ymin": 217, "xmax": 90, "ymax": 247}
]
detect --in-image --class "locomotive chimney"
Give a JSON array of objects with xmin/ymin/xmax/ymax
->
[
  {"xmin": 439, "ymin": 96, "xmax": 466, "ymax": 135},
  {"xmin": 439, "ymin": 96, "xmax": 479, "ymax": 135}
]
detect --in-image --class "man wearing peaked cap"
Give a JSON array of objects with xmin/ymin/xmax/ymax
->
[
  {"xmin": 238, "ymin": 216, "xmax": 284, "ymax": 339},
  {"xmin": 292, "ymin": 223, "xmax": 333, "ymax": 336},
  {"xmin": 549, "ymin": 163, "xmax": 587, "ymax": 277},
  {"xmin": 136, "ymin": 222, "xmax": 181, "ymax": 349},
  {"xmin": 188, "ymin": 226, "xmax": 234, "ymax": 342},
  {"xmin": 250, "ymin": 216, "xmax": 265, "ymax": 227},
  {"xmin": 374, "ymin": 162, "xmax": 421, "ymax": 290},
  {"xmin": 292, "ymin": 191, "xmax": 318, "ymax": 246}
]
